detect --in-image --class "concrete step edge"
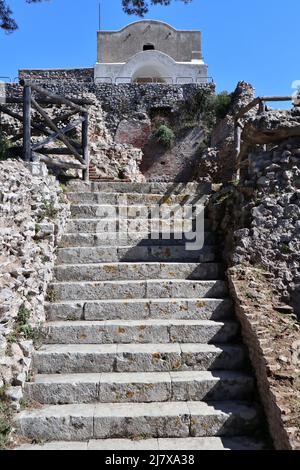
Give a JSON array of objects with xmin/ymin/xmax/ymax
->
[{"xmin": 15, "ymin": 436, "xmax": 267, "ymax": 451}]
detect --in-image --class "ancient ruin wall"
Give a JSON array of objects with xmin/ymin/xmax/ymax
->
[
  {"xmin": 0, "ymin": 160, "xmax": 70, "ymax": 410},
  {"xmin": 206, "ymin": 92, "xmax": 300, "ymax": 449},
  {"xmin": 11, "ymin": 78, "xmax": 214, "ymax": 181}
]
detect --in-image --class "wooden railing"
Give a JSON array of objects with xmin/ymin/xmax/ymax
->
[
  {"xmin": 0, "ymin": 80, "xmax": 92, "ymax": 181},
  {"xmin": 234, "ymin": 95, "xmax": 293, "ymax": 179}
]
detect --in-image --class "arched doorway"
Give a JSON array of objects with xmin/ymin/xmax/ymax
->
[{"xmin": 132, "ymin": 64, "xmax": 168, "ymax": 84}]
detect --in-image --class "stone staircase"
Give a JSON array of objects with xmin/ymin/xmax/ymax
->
[{"xmin": 16, "ymin": 182, "xmax": 266, "ymax": 450}]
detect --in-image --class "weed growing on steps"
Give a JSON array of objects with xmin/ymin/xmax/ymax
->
[{"xmin": 47, "ymin": 289, "xmax": 58, "ymax": 303}]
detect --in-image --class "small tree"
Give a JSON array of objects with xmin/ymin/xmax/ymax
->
[{"xmin": 214, "ymin": 91, "xmax": 233, "ymax": 120}]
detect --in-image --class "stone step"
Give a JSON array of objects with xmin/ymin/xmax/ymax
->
[
  {"xmin": 66, "ymin": 192, "xmax": 207, "ymax": 206},
  {"xmin": 41, "ymin": 319, "xmax": 239, "ymax": 345},
  {"xmin": 48, "ymin": 280, "xmax": 228, "ymax": 302},
  {"xmin": 53, "ymin": 262, "xmax": 223, "ymax": 283},
  {"xmin": 33, "ymin": 343, "xmax": 247, "ymax": 374},
  {"xmin": 70, "ymin": 204, "xmax": 206, "ymax": 220},
  {"xmin": 66, "ymin": 181, "xmax": 211, "ymax": 195},
  {"xmin": 15, "ymin": 401, "xmax": 260, "ymax": 441},
  {"xmin": 59, "ymin": 232, "xmax": 216, "ymax": 248},
  {"xmin": 45, "ymin": 298, "xmax": 233, "ymax": 322},
  {"xmin": 25, "ymin": 371, "xmax": 254, "ymax": 405},
  {"xmin": 65, "ymin": 218, "xmax": 213, "ymax": 233},
  {"xmin": 15, "ymin": 436, "xmax": 267, "ymax": 451},
  {"xmin": 56, "ymin": 246, "xmax": 217, "ymax": 264}
]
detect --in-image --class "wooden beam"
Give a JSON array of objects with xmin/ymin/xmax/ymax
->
[
  {"xmin": 82, "ymin": 112, "xmax": 90, "ymax": 182},
  {"xmin": 235, "ymin": 96, "xmax": 293, "ymax": 121},
  {"xmin": 7, "ymin": 146, "xmax": 83, "ymax": 157},
  {"xmin": 20, "ymin": 79, "xmax": 88, "ymax": 113},
  {"xmin": 34, "ymin": 148, "xmax": 82, "ymax": 155},
  {"xmin": 32, "ymin": 153, "xmax": 87, "ymax": 170},
  {"xmin": 23, "ymin": 85, "xmax": 31, "ymax": 162},
  {"xmin": 0, "ymin": 104, "xmax": 78, "ymax": 141},
  {"xmin": 235, "ymin": 98, "xmax": 260, "ymax": 121},
  {"xmin": 32, "ymin": 117, "xmax": 84, "ymax": 151},
  {"xmin": 52, "ymin": 109, "xmax": 79, "ymax": 125},
  {"xmin": 260, "ymin": 95, "xmax": 292, "ymax": 102},
  {"xmin": 31, "ymin": 97, "xmax": 84, "ymax": 164}
]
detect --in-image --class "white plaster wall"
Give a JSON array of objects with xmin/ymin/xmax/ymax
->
[{"xmin": 94, "ymin": 51, "xmax": 208, "ymax": 85}]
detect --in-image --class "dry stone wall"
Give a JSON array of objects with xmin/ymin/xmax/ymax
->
[
  {"xmin": 0, "ymin": 160, "xmax": 70, "ymax": 409},
  {"xmin": 6, "ymin": 78, "xmax": 214, "ymax": 181},
  {"xmin": 207, "ymin": 99, "xmax": 300, "ymax": 449},
  {"xmin": 196, "ymin": 81, "xmax": 256, "ymax": 183}
]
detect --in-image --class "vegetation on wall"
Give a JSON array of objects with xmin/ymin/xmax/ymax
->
[
  {"xmin": 181, "ymin": 88, "xmax": 233, "ymax": 130},
  {"xmin": 214, "ymin": 91, "xmax": 233, "ymax": 120},
  {"xmin": 0, "ymin": 387, "xmax": 11, "ymax": 450},
  {"xmin": 0, "ymin": 136, "xmax": 10, "ymax": 161},
  {"xmin": 177, "ymin": 88, "xmax": 233, "ymax": 146},
  {"xmin": 153, "ymin": 124, "xmax": 175, "ymax": 148}
]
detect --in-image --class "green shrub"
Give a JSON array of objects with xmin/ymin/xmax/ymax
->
[
  {"xmin": 214, "ymin": 91, "xmax": 233, "ymax": 120},
  {"xmin": 17, "ymin": 306, "xmax": 31, "ymax": 325},
  {"xmin": 0, "ymin": 136, "xmax": 10, "ymax": 161},
  {"xmin": 179, "ymin": 88, "xmax": 233, "ymax": 135},
  {"xmin": 0, "ymin": 417, "xmax": 11, "ymax": 450},
  {"xmin": 153, "ymin": 124, "xmax": 175, "ymax": 148},
  {"xmin": 37, "ymin": 200, "xmax": 58, "ymax": 222},
  {"xmin": 0, "ymin": 394, "xmax": 11, "ymax": 450},
  {"xmin": 8, "ymin": 305, "xmax": 38, "ymax": 342}
]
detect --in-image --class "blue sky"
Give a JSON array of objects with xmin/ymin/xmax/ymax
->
[{"xmin": 0, "ymin": 0, "xmax": 299, "ymax": 101}]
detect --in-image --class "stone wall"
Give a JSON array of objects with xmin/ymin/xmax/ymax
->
[
  {"xmin": 209, "ymin": 138, "xmax": 300, "ymax": 315},
  {"xmin": 19, "ymin": 68, "xmax": 94, "ymax": 83},
  {"xmin": 15, "ymin": 77, "xmax": 213, "ymax": 131},
  {"xmin": 6, "ymin": 80, "xmax": 214, "ymax": 181},
  {"xmin": 0, "ymin": 160, "xmax": 70, "ymax": 411},
  {"xmin": 228, "ymin": 267, "xmax": 299, "ymax": 450},
  {"xmin": 195, "ymin": 81, "xmax": 256, "ymax": 183},
  {"xmin": 207, "ymin": 102, "xmax": 300, "ymax": 449}
]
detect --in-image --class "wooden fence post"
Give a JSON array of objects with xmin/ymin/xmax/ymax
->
[
  {"xmin": 258, "ymin": 100, "xmax": 265, "ymax": 114},
  {"xmin": 23, "ymin": 84, "xmax": 32, "ymax": 162},
  {"xmin": 82, "ymin": 112, "xmax": 89, "ymax": 182}
]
